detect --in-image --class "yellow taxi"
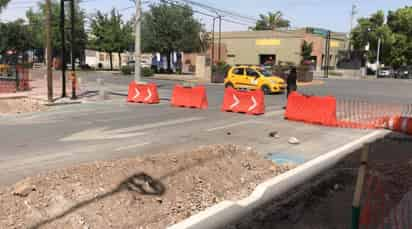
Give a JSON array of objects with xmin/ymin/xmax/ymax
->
[
  {"xmin": 224, "ymin": 65, "xmax": 286, "ymax": 94},
  {"xmin": 0, "ymin": 64, "xmax": 10, "ymax": 75}
]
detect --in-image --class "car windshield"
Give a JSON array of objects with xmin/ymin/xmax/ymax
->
[{"xmin": 257, "ymin": 68, "xmax": 272, "ymax": 77}]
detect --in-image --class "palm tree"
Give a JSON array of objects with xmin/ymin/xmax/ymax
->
[
  {"xmin": 0, "ymin": 0, "xmax": 11, "ymax": 13},
  {"xmin": 253, "ymin": 11, "xmax": 290, "ymax": 31}
]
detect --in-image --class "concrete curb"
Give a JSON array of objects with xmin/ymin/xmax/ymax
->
[{"xmin": 168, "ymin": 130, "xmax": 389, "ymax": 229}]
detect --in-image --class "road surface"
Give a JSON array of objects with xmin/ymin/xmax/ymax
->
[{"xmin": 0, "ymin": 72, "xmax": 411, "ymax": 185}]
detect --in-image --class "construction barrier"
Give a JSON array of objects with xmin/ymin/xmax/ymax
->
[
  {"xmin": 359, "ymin": 174, "xmax": 387, "ymax": 228},
  {"xmin": 285, "ymin": 92, "xmax": 338, "ymax": 126},
  {"xmin": 127, "ymin": 82, "xmax": 160, "ymax": 104},
  {"xmin": 221, "ymin": 87, "xmax": 265, "ymax": 115},
  {"xmin": 385, "ymin": 116, "xmax": 412, "ymax": 135},
  {"xmin": 171, "ymin": 84, "xmax": 208, "ymax": 109}
]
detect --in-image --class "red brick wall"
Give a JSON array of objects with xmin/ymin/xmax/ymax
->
[{"xmin": 303, "ymin": 34, "xmax": 324, "ymax": 70}]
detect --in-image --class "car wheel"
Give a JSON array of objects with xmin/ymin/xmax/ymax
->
[
  {"xmin": 261, "ymin": 85, "xmax": 271, "ymax": 95},
  {"xmin": 225, "ymin": 83, "xmax": 234, "ymax": 88}
]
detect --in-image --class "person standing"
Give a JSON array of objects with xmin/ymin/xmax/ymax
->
[{"xmin": 287, "ymin": 67, "xmax": 298, "ymax": 98}]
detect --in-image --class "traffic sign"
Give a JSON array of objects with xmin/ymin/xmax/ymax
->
[{"xmin": 307, "ymin": 27, "xmax": 330, "ymax": 37}]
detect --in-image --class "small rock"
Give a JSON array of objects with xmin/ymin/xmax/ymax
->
[
  {"xmin": 170, "ymin": 157, "xmax": 178, "ymax": 163},
  {"xmin": 155, "ymin": 197, "xmax": 163, "ymax": 204},
  {"xmin": 12, "ymin": 182, "xmax": 36, "ymax": 197},
  {"xmin": 288, "ymin": 137, "xmax": 300, "ymax": 145},
  {"xmin": 268, "ymin": 131, "xmax": 279, "ymax": 138},
  {"xmin": 334, "ymin": 184, "xmax": 340, "ymax": 190}
]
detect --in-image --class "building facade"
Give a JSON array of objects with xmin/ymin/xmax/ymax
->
[{"xmin": 211, "ymin": 28, "xmax": 348, "ymax": 70}]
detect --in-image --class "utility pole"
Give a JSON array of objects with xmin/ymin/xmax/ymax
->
[
  {"xmin": 348, "ymin": 4, "xmax": 357, "ymax": 53},
  {"xmin": 134, "ymin": 0, "xmax": 142, "ymax": 82},
  {"xmin": 45, "ymin": 0, "xmax": 53, "ymax": 102},
  {"xmin": 324, "ymin": 31, "xmax": 331, "ymax": 78},
  {"xmin": 375, "ymin": 38, "xmax": 381, "ymax": 78},
  {"xmin": 211, "ymin": 17, "xmax": 216, "ymax": 64},
  {"xmin": 218, "ymin": 15, "xmax": 222, "ymax": 62},
  {"xmin": 60, "ymin": 0, "xmax": 66, "ymax": 97},
  {"xmin": 70, "ymin": 0, "xmax": 76, "ymax": 99}
]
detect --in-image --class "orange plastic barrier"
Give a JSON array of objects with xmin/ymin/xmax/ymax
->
[
  {"xmin": 221, "ymin": 87, "xmax": 265, "ymax": 115},
  {"xmin": 385, "ymin": 116, "xmax": 412, "ymax": 135},
  {"xmin": 171, "ymin": 85, "xmax": 208, "ymax": 109},
  {"xmin": 127, "ymin": 82, "xmax": 160, "ymax": 104},
  {"xmin": 285, "ymin": 92, "xmax": 338, "ymax": 126}
]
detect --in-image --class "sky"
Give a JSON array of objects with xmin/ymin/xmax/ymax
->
[{"xmin": 1, "ymin": 0, "xmax": 411, "ymax": 33}]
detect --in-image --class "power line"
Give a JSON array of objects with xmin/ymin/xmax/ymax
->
[
  {"xmin": 161, "ymin": 0, "xmax": 254, "ymax": 26},
  {"xmin": 174, "ymin": 0, "xmax": 257, "ymax": 23}
]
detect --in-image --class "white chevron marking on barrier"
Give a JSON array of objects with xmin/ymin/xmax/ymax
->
[
  {"xmin": 144, "ymin": 88, "xmax": 152, "ymax": 101},
  {"xmin": 133, "ymin": 88, "xmax": 140, "ymax": 99},
  {"xmin": 248, "ymin": 96, "xmax": 257, "ymax": 111},
  {"xmin": 230, "ymin": 94, "xmax": 240, "ymax": 109}
]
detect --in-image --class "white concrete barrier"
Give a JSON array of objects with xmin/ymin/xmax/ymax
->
[{"xmin": 168, "ymin": 130, "xmax": 389, "ymax": 229}]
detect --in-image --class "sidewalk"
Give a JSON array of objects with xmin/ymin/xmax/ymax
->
[
  {"xmin": 151, "ymin": 74, "xmax": 219, "ymax": 85},
  {"xmin": 0, "ymin": 70, "xmax": 88, "ymax": 103}
]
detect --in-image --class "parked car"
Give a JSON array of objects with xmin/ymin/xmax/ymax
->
[
  {"xmin": 127, "ymin": 60, "xmax": 151, "ymax": 69},
  {"xmin": 395, "ymin": 66, "xmax": 412, "ymax": 79},
  {"xmin": 378, "ymin": 67, "xmax": 394, "ymax": 78},
  {"xmin": 224, "ymin": 65, "xmax": 286, "ymax": 95}
]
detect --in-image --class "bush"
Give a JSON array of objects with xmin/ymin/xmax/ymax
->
[
  {"xmin": 142, "ymin": 67, "xmax": 154, "ymax": 77},
  {"xmin": 212, "ymin": 61, "xmax": 231, "ymax": 83},
  {"xmin": 121, "ymin": 66, "xmax": 133, "ymax": 75}
]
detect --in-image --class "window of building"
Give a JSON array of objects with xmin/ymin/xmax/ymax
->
[{"xmin": 99, "ymin": 53, "xmax": 105, "ymax": 62}]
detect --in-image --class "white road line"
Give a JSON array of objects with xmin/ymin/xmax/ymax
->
[
  {"xmin": 115, "ymin": 142, "xmax": 151, "ymax": 152},
  {"xmin": 207, "ymin": 120, "xmax": 258, "ymax": 132},
  {"xmin": 111, "ymin": 117, "xmax": 206, "ymax": 133}
]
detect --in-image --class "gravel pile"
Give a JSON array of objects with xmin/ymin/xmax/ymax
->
[
  {"xmin": 0, "ymin": 98, "xmax": 45, "ymax": 114},
  {"xmin": 0, "ymin": 145, "xmax": 295, "ymax": 229}
]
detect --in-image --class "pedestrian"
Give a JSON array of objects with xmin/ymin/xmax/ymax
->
[{"xmin": 287, "ymin": 66, "xmax": 298, "ymax": 98}]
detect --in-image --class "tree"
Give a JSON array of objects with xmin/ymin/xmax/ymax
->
[
  {"xmin": 301, "ymin": 41, "xmax": 313, "ymax": 63},
  {"xmin": 351, "ymin": 8, "xmax": 412, "ymax": 68},
  {"xmin": 253, "ymin": 11, "xmax": 290, "ymax": 31},
  {"xmin": 116, "ymin": 20, "xmax": 134, "ymax": 68},
  {"xmin": 25, "ymin": 0, "xmax": 87, "ymax": 62},
  {"xmin": 89, "ymin": 9, "xmax": 133, "ymax": 70},
  {"xmin": 387, "ymin": 6, "xmax": 412, "ymax": 67},
  {"xmin": 0, "ymin": 0, "xmax": 10, "ymax": 13},
  {"xmin": 351, "ymin": 11, "xmax": 394, "ymax": 65},
  {"xmin": 141, "ymin": 3, "xmax": 203, "ymax": 72},
  {"xmin": 0, "ymin": 19, "xmax": 34, "ymax": 61}
]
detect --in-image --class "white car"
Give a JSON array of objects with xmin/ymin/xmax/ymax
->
[
  {"xmin": 378, "ymin": 67, "xmax": 393, "ymax": 78},
  {"xmin": 127, "ymin": 60, "xmax": 151, "ymax": 69}
]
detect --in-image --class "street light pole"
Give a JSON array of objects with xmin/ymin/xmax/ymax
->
[{"xmin": 134, "ymin": 0, "xmax": 142, "ymax": 82}]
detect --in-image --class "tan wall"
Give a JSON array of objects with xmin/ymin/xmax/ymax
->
[{"xmin": 220, "ymin": 36, "xmax": 302, "ymax": 65}]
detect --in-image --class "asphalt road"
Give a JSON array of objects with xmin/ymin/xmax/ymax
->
[{"xmin": 0, "ymin": 72, "xmax": 410, "ymax": 186}]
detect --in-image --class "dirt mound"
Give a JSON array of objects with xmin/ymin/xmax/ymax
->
[
  {"xmin": 0, "ymin": 145, "xmax": 294, "ymax": 229},
  {"xmin": 0, "ymin": 98, "xmax": 45, "ymax": 114}
]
